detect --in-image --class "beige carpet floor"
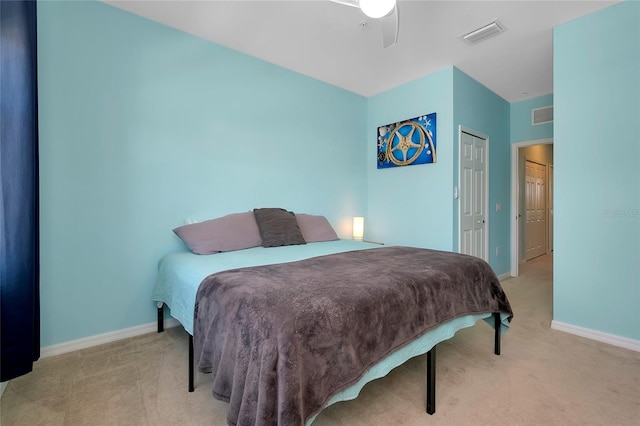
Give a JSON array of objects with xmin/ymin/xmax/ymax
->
[{"xmin": 2, "ymin": 254, "xmax": 639, "ymax": 425}]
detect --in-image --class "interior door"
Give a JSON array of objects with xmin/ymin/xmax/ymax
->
[
  {"xmin": 525, "ymin": 160, "xmax": 547, "ymax": 260},
  {"xmin": 549, "ymin": 165, "xmax": 554, "ymax": 252},
  {"xmin": 459, "ymin": 130, "xmax": 487, "ymax": 260}
]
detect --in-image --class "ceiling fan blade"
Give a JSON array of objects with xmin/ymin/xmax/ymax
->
[
  {"xmin": 329, "ymin": 0, "xmax": 360, "ymax": 8},
  {"xmin": 380, "ymin": 4, "xmax": 398, "ymax": 49}
]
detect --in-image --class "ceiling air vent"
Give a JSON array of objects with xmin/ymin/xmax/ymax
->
[
  {"xmin": 461, "ymin": 19, "xmax": 505, "ymax": 44},
  {"xmin": 532, "ymin": 106, "xmax": 553, "ymax": 125}
]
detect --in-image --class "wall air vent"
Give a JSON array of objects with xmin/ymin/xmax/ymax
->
[
  {"xmin": 461, "ymin": 19, "xmax": 505, "ymax": 44},
  {"xmin": 532, "ymin": 106, "xmax": 553, "ymax": 125}
]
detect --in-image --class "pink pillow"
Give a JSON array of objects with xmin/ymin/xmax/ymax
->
[
  {"xmin": 173, "ymin": 212, "xmax": 262, "ymax": 255},
  {"xmin": 295, "ymin": 214, "xmax": 339, "ymax": 243}
]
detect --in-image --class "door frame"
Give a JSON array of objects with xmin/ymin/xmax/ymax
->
[
  {"xmin": 510, "ymin": 138, "xmax": 553, "ymax": 277},
  {"xmin": 458, "ymin": 125, "xmax": 489, "ymax": 261}
]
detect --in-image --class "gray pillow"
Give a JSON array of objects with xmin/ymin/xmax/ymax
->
[
  {"xmin": 253, "ymin": 208, "xmax": 306, "ymax": 248},
  {"xmin": 295, "ymin": 214, "xmax": 339, "ymax": 243},
  {"xmin": 173, "ymin": 212, "xmax": 262, "ymax": 255}
]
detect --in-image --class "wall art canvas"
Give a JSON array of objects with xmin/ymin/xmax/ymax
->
[{"xmin": 377, "ymin": 113, "xmax": 437, "ymax": 169}]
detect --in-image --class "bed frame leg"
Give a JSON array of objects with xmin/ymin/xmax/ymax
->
[
  {"xmin": 426, "ymin": 345, "xmax": 436, "ymax": 415},
  {"xmin": 189, "ymin": 334, "xmax": 195, "ymax": 392},
  {"xmin": 494, "ymin": 312, "xmax": 501, "ymax": 355},
  {"xmin": 157, "ymin": 304, "xmax": 164, "ymax": 333}
]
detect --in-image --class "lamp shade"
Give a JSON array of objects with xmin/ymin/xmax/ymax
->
[
  {"xmin": 359, "ymin": 0, "xmax": 395, "ymax": 19},
  {"xmin": 352, "ymin": 216, "xmax": 364, "ymax": 240}
]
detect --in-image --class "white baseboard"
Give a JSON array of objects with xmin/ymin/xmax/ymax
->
[
  {"xmin": 0, "ymin": 381, "xmax": 7, "ymax": 399},
  {"xmin": 41, "ymin": 318, "xmax": 180, "ymax": 358},
  {"xmin": 551, "ymin": 320, "xmax": 640, "ymax": 352},
  {"xmin": 497, "ymin": 272, "xmax": 512, "ymax": 281}
]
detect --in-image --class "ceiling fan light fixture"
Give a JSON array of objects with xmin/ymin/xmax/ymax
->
[{"xmin": 359, "ymin": 0, "xmax": 396, "ymax": 19}]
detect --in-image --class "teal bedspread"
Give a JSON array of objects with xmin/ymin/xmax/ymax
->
[{"xmin": 152, "ymin": 240, "xmax": 382, "ymax": 334}]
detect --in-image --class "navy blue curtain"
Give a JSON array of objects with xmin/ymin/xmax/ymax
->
[{"xmin": 0, "ymin": 0, "xmax": 40, "ymax": 382}]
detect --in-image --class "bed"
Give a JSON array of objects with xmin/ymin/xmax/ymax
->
[{"xmin": 152, "ymin": 209, "xmax": 513, "ymax": 426}]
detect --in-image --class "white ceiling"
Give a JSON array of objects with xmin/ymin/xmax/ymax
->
[{"xmin": 103, "ymin": 0, "xmax": 620, "ymax": 102}]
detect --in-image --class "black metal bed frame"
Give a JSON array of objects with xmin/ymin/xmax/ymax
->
[{"xmin": 157, "ymin": 304, "xmax": 502, "ymax": 415}]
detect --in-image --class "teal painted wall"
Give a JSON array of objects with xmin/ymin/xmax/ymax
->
[
  {"xmin": 366, "ymin": 68, "xmax": 455, "ymax": 250},
  {"xmin": 40, "ymin": 0, "xmax": 638, "ymax": 348},
  {"xmin": 453, "ymin": 69, "xmax": 511, "ymax": 275},
  {"xmin": 366, "ymin": 68, "xmax": 511, "ymax": 276},
  {"xmin": 554, "ymin": 1, "xmax": 640, "ymax": 340},
  {"xmin": 37, "ymin": 1, "xmax": 367, "ymax": 346},
  {"xmin": 510, "ymin": 94, "xmax": 554, "ymax": 143}
]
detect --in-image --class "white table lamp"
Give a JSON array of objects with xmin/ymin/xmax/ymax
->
[{"xmin": 353, "ymin": 216, "xmax": 364, "ymax": 240}]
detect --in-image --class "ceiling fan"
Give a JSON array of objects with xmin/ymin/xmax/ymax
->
[{"xmin": 330, "ymin": 0, "xmax": 399, "ymax": 49}]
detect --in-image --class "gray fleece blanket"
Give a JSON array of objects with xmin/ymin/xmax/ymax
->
[{"xmin": 194, "ymin": 246, "xmax": 513, "ymax": 426}]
